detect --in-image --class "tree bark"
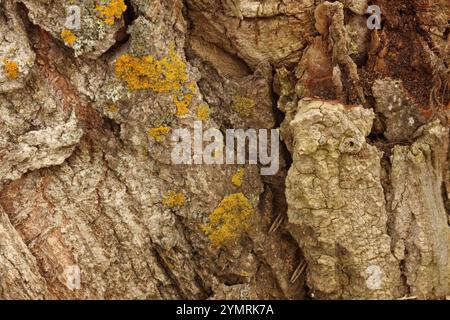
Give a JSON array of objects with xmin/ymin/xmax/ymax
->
[{"xmin": 0, "ymin": 0, "xmax": 449, "ymax": 299}]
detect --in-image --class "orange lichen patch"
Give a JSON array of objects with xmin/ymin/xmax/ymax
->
[
  {"xmin": 162, "ymin": 191, "xmax": 185, "ymax": 207},
  {"xmin": 202, "ymin": 193, "xmax": 253, "ymax": 246},
  {"xmin": 232, "ymin": 95, "xmax": 255, "ymax": 116},
  {"xmin": 115, "ymin": 51, "xmax": 188, "ymax": 92},
  {"xmin": 197, "ymin": 104, "xmax": 210, "ymax": 121},
  {"xmin": 2, "ymin": 58, "xmax": 18, "ymax": 80},
  {"xmin": 95, "ymin": 0, "xmax": 127, "ymax": 25},
  {"xmin": 61, "ymin": 29, "xmax": 77, "ymax": 45},
  {"xmin": 148, "ymin": 126, "xmax": 171, "ymax": 142},
  {"xmin": 231, "ymin": 169, "xmax": 244, "ymax": 187}
]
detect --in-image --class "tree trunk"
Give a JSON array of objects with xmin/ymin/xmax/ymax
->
[{"xmin": 0, "ymin": 0, "xmax": 449, "ymax": 300}]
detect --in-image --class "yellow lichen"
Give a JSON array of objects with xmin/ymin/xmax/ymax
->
[
  {"xmin": 107, "ymin": 104, "xmax": 119, "ymax": 113},
  {"xmin": 197, "ymin": 104, "xmax": 210, "ymax": 121},
  {"xmin": 173, "ymin": 92, "xmax": 192, "ymax": 116},
  {"xmin": 148, "ymin": 126, "xmax": 171, "ymax": 142},
  {"xmin": 162, "ymin": 192, "xmax": 185, "ymax": 207},
  {"xmin": 96, "ymin": 0, "xmax": 127, "ymax": 25},
  {"xmin": 188, "ymin": 81, "xmax": 197, "ymax": 92},
  {"xmin": 61, "ymin": 29, "xmax": 77, "ymax": 45},
  {"xmin": 232, "ymin": 95, "xmax": 255, "ymax": 117},
  {"xmin": 173, "ymin": 82, "xmax": 197, "ymax": 117},
  {"xmin": 2, "ymin": 59, "xmax": 18, "ymax": 80},
  {"xmin": 202, "ymin": 193, "xmax": 253, "ymax": 246},
  {"xmin": 115, "ymin": 51, "xmax": 188, "ymax": 92},
  {"xmin": 231, "ymin": 169, "xmax": 244, "ymax": 187}
]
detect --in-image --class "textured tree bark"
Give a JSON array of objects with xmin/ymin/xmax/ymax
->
[{"xmin": 0, "ymin": 0, "xmax": 449, "ymax": 300}]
